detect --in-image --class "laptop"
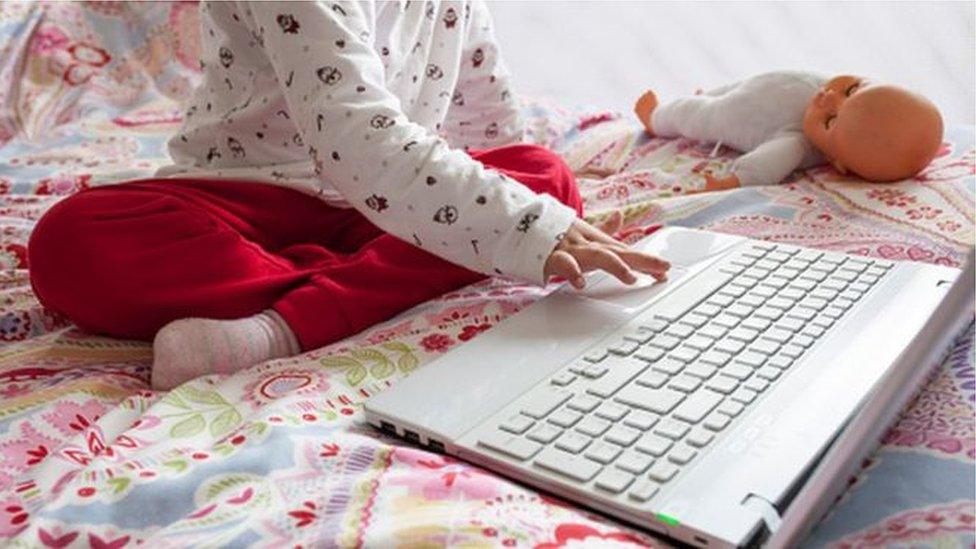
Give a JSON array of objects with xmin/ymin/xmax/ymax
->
[{"xmin": 364, "ymin": 227, "xmax": 972, "ymax": 548}]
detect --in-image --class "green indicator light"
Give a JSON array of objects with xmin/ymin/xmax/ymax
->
[{"xmin": 656, "ymin": 513, "xmax": 681, "ymax": 526}]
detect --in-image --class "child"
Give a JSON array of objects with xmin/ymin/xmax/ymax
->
[
  {"xmin": 28, "ymin": 1, "xmax": 669, "ymax": 390},
  {"xmin": 634, "ymin": 72, "xmax": 943, "ymax": 190}
]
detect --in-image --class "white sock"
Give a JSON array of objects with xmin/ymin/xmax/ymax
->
[{"xmin": 150, "ymin": 310, "xmax": 300, "ymax": 390}]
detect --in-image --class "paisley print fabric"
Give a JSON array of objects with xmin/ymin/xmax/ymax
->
[{"xmin": 0, "ymin": 2, "xmax": 973, "ymax": 547}]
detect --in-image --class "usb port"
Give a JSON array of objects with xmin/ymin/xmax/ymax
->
[
  {"xmin": 380, "ymin": 421, "xmax": 397, "ymax": 434},
  {"xmin": 403, "ymin": 430, "xmax": 421, "ymax": 444},
  {"xmin": 428, "ymin": 439, "xmax": 445, "ymax": 453}
]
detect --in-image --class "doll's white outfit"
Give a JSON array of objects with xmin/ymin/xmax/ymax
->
[{"xmin": 651, "ymin": 71, "xmax": 828, "ymax": 186}]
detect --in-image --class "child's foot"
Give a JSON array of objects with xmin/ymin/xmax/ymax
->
[
  {"xmin": 150, "ymin": 310, "xmax": 301, "ymax": 390},
  {"xmin": 634, "ymin": 90, "xmax": 658, "ymax": 136}
]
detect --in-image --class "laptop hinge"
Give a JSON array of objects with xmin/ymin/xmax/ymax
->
[{"xmin": 741, "ymin": 493, "xmax": 782, "ymax": 533}]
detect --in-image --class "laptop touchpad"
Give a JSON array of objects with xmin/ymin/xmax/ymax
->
[{"xmin": 570, "ymin": 267, "xmax": 689, "ymax": 312}]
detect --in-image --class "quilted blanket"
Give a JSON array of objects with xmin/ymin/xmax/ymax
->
[{"xmin": 0, "ymin": 2, "xmax": 973, "ymax": 547}]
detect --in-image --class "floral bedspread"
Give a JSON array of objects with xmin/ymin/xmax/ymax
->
[{"xmin": 0, "ymin": 2, "xmax": 973, "ymax": 547}]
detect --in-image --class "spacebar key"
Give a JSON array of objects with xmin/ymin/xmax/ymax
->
[
  {"xmin": 649, "ymin": 271, "xmax": 734, "ymax": 321},
  {"xmin": 534, "ymin": 447, "xmax": 603, "ymax": 482}
]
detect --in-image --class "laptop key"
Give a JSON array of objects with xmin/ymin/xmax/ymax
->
[
  {"xmin": 585, "ymin": 357, "xmax": 647, "ymax": 398},
  {"xmin": 500, "ymin": 414, "xmax": 535, "ymax": 434},
  {"xmin": 669, "ymin": 346, "xmax": 700, "ymax": 363},
  {"xmin": 653, "ymin": 418, "xmax": 690, "ymax": 440},
  {"xmin": 686, "ymin": 427, "xmax": 715, "ymax": 448},
  {"xmin": 717, "ymin": 400, "xmax": 744, "ymax": 417},
  {"xmin": 628, "ymin": 480, "xmax": 661, "ymax": 502},
  {"xmin": 555, "ymin": 431, "xmax": 593, "ymax": 453},
  {"xmin": 479, "ymin": 429, "xmax": 543, "ymax": 461},
  {"xmin": 728, "ymin": 327, "xmax": 759, "ymax": 342},
  {"xmin": 721, "ymin": 363, "xmax": 753, "ymax": 380},
  {"xmin": 649, "ymin": 334, "xmax": 681, "ymax": 351},
  {"xmin": 669, "ymin": 374, "xmax": 702, "ymax": 393},
  {"xmin": 703, "ymin": 412, "xmax": 731, "ymax": 431},
  {"xmin": 594, "ymin": 467, "xmax": 635, "ymax": 494},
  {"xmin": 567, "ymin": 393, "xmax": 601, "ymax": 413},
  {"xmin": 615, "ymin": 386, "xmax": 685, "ymax": 415},
  {"xmin": 604, "ymin": 425, "xmax": 642, "ymax": 447},
  {"xmin": 714, "ymin": 338, "xmax": 746, "ymax": 355},
  {"xmin": 636, "ymin": 369, "xmax": 668, "ymax": 388},
  {"xmin": 547, "ymin": 408, "xmax": 583, "ymax": 428},
  {"xmin": 647, "ymin": 461, "xmax": 679, "ymax": 482},
  {"xmin": 653, "ymin": 357, "xmax": 686, "ymax": 375},
  {"xmin": 672, "ymin": 389, "xmax": 723, "ymax": 423},
  {"xmin": 665, "ymin": 323, "xmax": 695, "ymax": 339},
  {"xmin": 527, "ymin": 423, "xmax": 562, "ymax": 444},
  {"xmin": 608, "ymin": 338, "xmax": 640, "ymax": 356},
  {"xmin": 585, "ymin": 440, "xmax": 623, "ymax": 464},
  {"xmin": 699, "ymin": 323, "xmax": 728, "ymax": 339},
  {"xmin": 706, "ymin": 375, "xmax": 739, "ymax": 394},
  {"xmin": 744, "ymin": 377, "xmax": 770, "ymax": 393},
  {"xmin": 594, "ymin": 402, "xmax": 630, "ymax": 421},
  {"xmin": 583, "ymin": 349, "xmax": 608, "ymax": 363},
  {"xmin": 575, "ymin": 416, "xmax": 612, "ymax": 438},
  {"xmin": 635, "ymin": 432, "xmax": 673, "ymax": 456},
  {"xmin": 700, "ymin": 349, "xmax": 733, "ymax": 366},
  {"xmin": 730, "ymin": 387, "xmax": 758, "ymax": 404},
  {"xmin": 623, "ymin": 410, "xmax": 660, "ymax": 430},
  {"xmin": 616, "ymin": 449, "xmax": 654, "ymax": 474},
  {"xmin": 667, "ymin": 445, "xmax": 698, "ymax": 465},
  {"xmin": 683, "ymin": 362, "xmax": 718, "ymax": 379},
  {"xmin": 535, "ymin": 447, "xmax": 602, "ymax": 482},
  {"xmin": 550, "ymin": 371, "xmax": 577, "ymax": 387},
  {"xmin": 521, "ymin": 389, "xmax": 572, "ymax": 419},
  {"xmin": 634, "ymin": 346, "xmax": 666, "ymax": 363}
]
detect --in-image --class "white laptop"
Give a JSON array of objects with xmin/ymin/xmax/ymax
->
[{"xmin": 364, "ymin": 227, "xmax": 973, "ymax": 548}]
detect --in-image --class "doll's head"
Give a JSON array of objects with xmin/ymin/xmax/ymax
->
[{"xmin": 802, "ymin": 75, "xmax": 943, "ymax": 182}]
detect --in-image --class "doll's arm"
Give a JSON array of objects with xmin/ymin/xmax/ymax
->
[{"xmin": 731, "ymin": 131, "xmax": 811, "ymax": 187}]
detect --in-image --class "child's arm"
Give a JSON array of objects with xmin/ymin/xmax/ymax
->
[
  {"xmin": 243, "ymin": 1, "xmax": 574, "ymax": 285},
  {"xmin": 439, "ymin": 1, "xmax": 523, "ymax": 149}
]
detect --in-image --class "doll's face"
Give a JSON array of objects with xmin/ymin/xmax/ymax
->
[{"xmin": 803, "ymin": 76, "xmax": 943, "ymax": 181}]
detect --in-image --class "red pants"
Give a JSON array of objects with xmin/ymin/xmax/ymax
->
[{"xmin": 28, "ymin": 144, "xmax": 582, "ymax": 351}]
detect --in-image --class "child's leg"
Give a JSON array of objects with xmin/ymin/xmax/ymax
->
[
  {"xmin": 28, "ymin": 180, "xmax": 351, "ymax": 389},
  {"xmin": 274, "ymin": 143, "xmax": 583, "ymax": 350}
]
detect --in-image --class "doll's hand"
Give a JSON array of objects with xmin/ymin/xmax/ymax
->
[
  {"xmin": 703, "ymin": 172, "xmax": 741, "ymax": 192},
  {"xmin": 544, "ymin": 212, "xmax": 670, "ymax": 289}
]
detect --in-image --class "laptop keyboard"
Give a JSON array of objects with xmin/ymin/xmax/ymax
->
[{"xmin": 477, "ymin": 243, "xmax": 893, "ymax": 503}]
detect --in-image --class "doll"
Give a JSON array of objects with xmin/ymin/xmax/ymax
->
[{"xmin": 633, "ymin": 71, "xmax": 944, "ymax": 191}]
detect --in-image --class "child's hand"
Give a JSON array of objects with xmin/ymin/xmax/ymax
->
[{"xmin": 544, "ymin": 212, "xmax": 670, "ymax": 290}]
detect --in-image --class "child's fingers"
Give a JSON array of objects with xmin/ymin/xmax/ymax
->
[
  {"xmin": 579, "ymin": 246, "xmax": 637, "ymax": 285},
  {"xmin": 546, "ymin": 250, "xmax": 585, "ymax": 289},
  {"xmin": 615, "ymin": 248, "xmax": 671, "ymax": 279}
]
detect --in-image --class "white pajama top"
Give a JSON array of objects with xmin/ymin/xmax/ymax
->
[
  {"xmin": 156, "ymin": 0, "xmax": 577, "ymax": 285},
  {"xmin": 651, "ymin": 71, "xmax": 828, "ymax": 187}
]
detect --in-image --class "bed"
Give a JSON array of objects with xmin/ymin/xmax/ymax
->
[{"xmin": 0, "ymin": 3, "xmax": 973, "ymax": 547}]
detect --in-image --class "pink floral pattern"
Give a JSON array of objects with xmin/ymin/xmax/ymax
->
[{"xmin": 0, "ymin": 1, "xmax": 972, "ymax": 547}]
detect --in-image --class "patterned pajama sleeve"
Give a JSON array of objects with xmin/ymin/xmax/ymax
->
[
  {"xmin": 243, "ymin": 1, "xmax": 577, "ymax": 285},
  {"xmin": 439, "ymin": 1, "xmax": 523, "ymax": 149}
]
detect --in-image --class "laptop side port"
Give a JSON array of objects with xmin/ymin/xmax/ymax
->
[
  {"xmin": 380, "ymin": 421, "xmax": 397, "ymax": 434},
  {"xmin": 693, "ymin": 535, "xmax": 708, "ymax": 546},
  {"xmin": 428, "ymin": 439, "xmax": 445, "ymax": 453},
  {"xmin": 403, "ymin": 429, "xmax": 421, "ymax": 444}
]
